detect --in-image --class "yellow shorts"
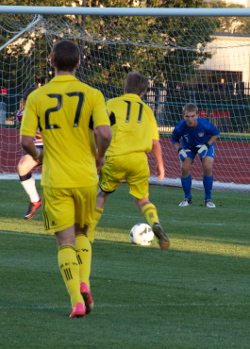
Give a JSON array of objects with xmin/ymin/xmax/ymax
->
[
  {"xmin": 42, "ymin": 185, "xmax": 98, "ymax": 234},
  {"xmin": 99, "ymin": 152, "xmax": 149, "ymax": 199}
]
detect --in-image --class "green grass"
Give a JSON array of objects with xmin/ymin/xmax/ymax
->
[{"xmin": 0, "ymin": 180, "xmax": 249, "ymax": 348}]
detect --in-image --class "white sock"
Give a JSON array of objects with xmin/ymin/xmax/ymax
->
[{"xmin": 21, "ymin": 177, "xmax": 40, "ymax": 203}]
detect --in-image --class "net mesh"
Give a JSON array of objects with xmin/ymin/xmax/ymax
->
[{"xmin": 0, "ymin": 13, "xmax": 250, "ymax": 191}]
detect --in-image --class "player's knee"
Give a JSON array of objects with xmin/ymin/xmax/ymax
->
[
  {"xmin": 181, "ymin": 167, "xmax": 190, "ymax": 177},
  {"xmin": 134, "ymin": 197, "xmax": 140, "ymax": 209},
  {"xmin": 181, "ymin": 162, "xmax": 191, "ymax": 173},
  {"xmin": 18, "ymin": 163, "xmax": 30, "ymax": 176},
  {"xmin": 135, "ymin": 197, "xmax": 149, "ymax": 211},
  {"xmin": 203, "ymin": 164, "xmax": 213, "ymax": 173}
]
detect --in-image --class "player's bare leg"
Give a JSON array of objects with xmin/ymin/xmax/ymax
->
[{"xmin": 17, "ymin": 154, "xmax": 42, "ymax": 219}]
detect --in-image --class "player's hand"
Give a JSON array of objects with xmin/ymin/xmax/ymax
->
[
  {"xmin": 155, "ymin": 164, "xmax": 165, "ymax": 181},
  {"xmin": 33, "ymin": 148, "xmax": 43, "ymax": 165},
  {"xmin": 178, "ymin": 148, "xmax": 191, "ymax": 162},
  {"xmin": 196, "ymin": 143, "xmax": 210, "ymax": 158},
  {"xmin": 96, "ymin": 155, "xmax": 106, "ymax": 174},
  {"xmin": 35, "ymin": 154, "xmax": 43, "ymax": 165}
]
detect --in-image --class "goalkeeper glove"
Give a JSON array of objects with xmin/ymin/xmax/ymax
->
[
  {"xmin": 178, "ymin": 148, "xmax": 191, "ymax": 162},
  {"xmin": 196, "ymin": 143, "xmax": 210, "ymax": 158}
]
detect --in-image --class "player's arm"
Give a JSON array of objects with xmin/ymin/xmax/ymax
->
[
  {"xmin": 20, "ymin": 135, "xmax": 43, "ymax": 163},
  {"xmin": 146, "ymin": 109, "xmax": 164, "ymax": 181},
  {"xmin": 196, "ymin": 135, "xmax": 219, "ymax": 158},
  {"xmin": 196, "ymin": 120, "xmax": 220, "ymax": 157},
  {"xmin": 146, "ymin": 107, "xmax": 165, "ymax": 180},
  {"xmin": 206, "ymin": 135, "xmax": 219, "ymax": 146},
  {"xmin": 152, "ymin": 139, "xmax": 165, "ymax": 181},
  {"xmin": 92, "ymin": 90, "xmax": 112, "ymax": 170},
  {"xmin": 95, "ymin": 125, "xmax": 112, "ymax": 172},
  {"xmin": 173, "ymin": 141, "xmax": 181, "ymax": 152},
  {"xmin": 171, "ymin": 127, "xmax": 183, "ymax": 153},
  {"xmin": 172, "ymin": 139, "xmax": 191, "ymax": 162},
  {"xmin": 95, "ymin": 125, "xmax": 111, "ymax": 157},
  {"xmin": 20, "ymin": 98, "xmax": 43, "ymax": 163}
]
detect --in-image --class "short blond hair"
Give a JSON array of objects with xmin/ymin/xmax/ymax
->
[{"xmin": 182, "ymin": 103, "xmax": 198, "ymax": 115}]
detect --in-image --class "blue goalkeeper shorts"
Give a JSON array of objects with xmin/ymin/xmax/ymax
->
[{"xmin": 185, "ymin": 144, "xmax": 215, "ymax": 160}]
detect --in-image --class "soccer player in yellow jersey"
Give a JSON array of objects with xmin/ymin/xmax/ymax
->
[
  {"xmin": 20, "ymin": 40, "xmax": 111, "ymax": 318},
  {"xmin": 88, "ymin": 72, "xmax": 170, "ymax": 250}
]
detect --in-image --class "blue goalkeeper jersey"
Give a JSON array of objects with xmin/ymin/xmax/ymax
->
[{"xmin": 171, "ymin": 118, "xmax": 220, "ymax": 150}]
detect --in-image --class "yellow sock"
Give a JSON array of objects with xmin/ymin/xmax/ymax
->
[
  {"xmin": 75, "ymin": 234, "xmax": 92, "ymax": 287},
  {"xmin": 58, "ymin": 244, "xmax": 82, "ymax": 307},
  {"xmin": 142, "ymin": 203, "xmax": 159, "ymax": 227},
  {"xmin": 88, "ymin": 207, "xmax": 103, "ymax": 243}
]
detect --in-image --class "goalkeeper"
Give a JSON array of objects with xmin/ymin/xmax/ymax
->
[{"xmin": 171, "ymin": 103, "xmax": 220, "ymax": 208}]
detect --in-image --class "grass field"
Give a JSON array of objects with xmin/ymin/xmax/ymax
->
[{"xmin": 0, "ymin": 180, "xmax": 249, "ymax": 349}]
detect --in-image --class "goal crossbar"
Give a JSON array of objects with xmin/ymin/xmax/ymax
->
[{"xmin": 1, "ymin": 6, "xmax": 250, "ymax": 17}]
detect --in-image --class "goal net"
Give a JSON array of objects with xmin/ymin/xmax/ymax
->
[{"xmin": 1, "ymin": 9, "xmax": 250, "ymax": 192}]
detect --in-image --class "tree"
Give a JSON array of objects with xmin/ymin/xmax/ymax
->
[
  {"xmin": 76, "ymin": 0, "xmax": 218, "ymax": 91},
  {"xmin": 0, "ymin": 0, "xmax": 218, "ymax": 95},
  {"xmin": 208, "ymin": 1, "xmax": 250, "ymax": 33}
]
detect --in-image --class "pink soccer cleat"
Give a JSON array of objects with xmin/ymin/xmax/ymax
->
[
  {"xmin": 69, "ymin": 302, "xmax": 86, "ymax": 318},
  {"xmin": 80, "ymin": 282, "xmax": 94, "ymax": 314}
]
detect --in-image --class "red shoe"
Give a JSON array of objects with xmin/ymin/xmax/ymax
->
[
  {"xmin": 80, "ymin": 282, "xmax": 94, "ymax": 314},
  {"xmin": 69, "ymin": 302, "xmax": 86, "ymax": 318},
  {"xmin": 24, "ymin": 198, "xmax": 42, "ymax": 220}
]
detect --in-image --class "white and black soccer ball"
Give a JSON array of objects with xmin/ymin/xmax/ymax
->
[{"xmin": 130, "ymin": 223, "xmax": 154, "ymax": 246}]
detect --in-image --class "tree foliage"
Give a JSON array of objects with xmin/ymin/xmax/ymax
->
[
  {"xmin": 77, "ymin": 0, "xmax": 218, "ymax": 90},
  {"xmin": 208, "ymin": 1, "xmax": 250, "ymax": 33},
  {"xmin": 0, "ymin": 0, "xmax": 218, "ymax": 95}
]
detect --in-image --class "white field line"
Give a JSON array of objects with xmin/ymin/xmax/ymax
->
[
  {"xmin": 0, "ymin": 302, "xmax": 249, "ymax": 311},
  {"xmin": 1, "ymin": 174, "xmax": 250, "ymax": 193}
]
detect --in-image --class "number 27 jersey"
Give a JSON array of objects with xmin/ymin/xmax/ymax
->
[{"xmin": 20, "ymin": 75, "xmax": 110, "ymax": 188}]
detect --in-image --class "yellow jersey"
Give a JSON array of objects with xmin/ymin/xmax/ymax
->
[
  {"xmin": 20, "ymin": 75, "xmax": 110, "ymax": 188},
  {"xmin": 106, "ymin": 93, "xmax": 159, "ymax": 157}
]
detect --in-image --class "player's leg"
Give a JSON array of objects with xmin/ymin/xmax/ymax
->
[
  {"xmin": 88, "ymin": 157, "xmax": 122, "ymax": 243},
  {"xmin": 17, "ymin": 153, "xmax": 42, "ymax": 219},
  {"xmin": 87, "ymin": 188, "xmax": 110, "ymax": 243},
  {"xmin": 56, "ymin": 227, "xmax": 85, "ymax": 317},
  {"xmin": 202, "ymin": 149, "xmax": 216, "ymax": 208},
  {"xmin": 74, "ymin": 185, "xmax": 98, "ymax": 314},
  {"xmin": 127, "ymin": 153, "xmax": 170, "ymax": 250},
  {"xmin": 74, "ymin": 185, "xmax": 97, "ymax": 314},
  {"xmin": 75, "ymin": 226, "xmax": 94, "ymax": 315},
  {"xmin": 42, "ymin": 186, "xmax": 85, "ymax": 318},
  {"xmin": 179, "ymin": 155, "xmax": 193, "ymax": 206},
  {"xmin": 134, "ymin": 197, "xmax": 170, "ymax": 250}
]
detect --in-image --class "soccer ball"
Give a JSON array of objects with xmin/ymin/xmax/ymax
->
[{"xmin": 130, "ymin": 223, "xmax": 154, "ymax": 246}]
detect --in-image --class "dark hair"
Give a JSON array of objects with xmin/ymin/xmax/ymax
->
[
  {"xmin": 124, "ymin": 72, "xmax": 148, "ymax": 96},
  {"xmin": 182, "ymin": 103, "xmax": 198, "ymax": 115},
  {"xmin": 51, "ymin": 40, "xmax": 79, "ymax": 72},
  {"xmin": 23, "ymin": 87, "xmax": 36, "ymax": 100}
]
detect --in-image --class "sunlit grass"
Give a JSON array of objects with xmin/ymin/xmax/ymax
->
[{"xmin": 0, "ymin": 180, "xmax": 249, "ymax": 349}]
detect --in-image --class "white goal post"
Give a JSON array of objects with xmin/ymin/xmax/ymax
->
[{"xmin": 1, "ymin": 5, "xmax": 250, "ymax": 193}]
